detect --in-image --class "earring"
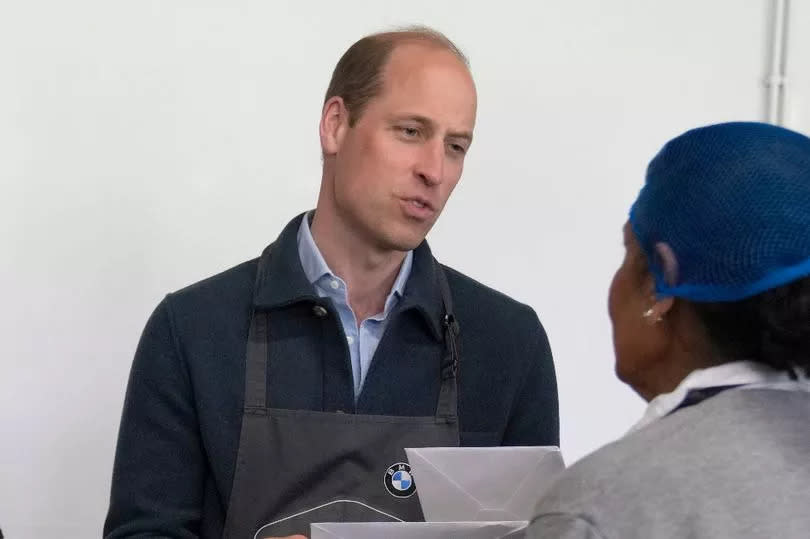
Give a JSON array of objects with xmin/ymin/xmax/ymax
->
[{"xmin": 642, "ymin": 308, "xmax": 663, "ymax": 323}]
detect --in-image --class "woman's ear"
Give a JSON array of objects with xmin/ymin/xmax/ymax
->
[
  {"xmin": 654, "ymin": 242, "xmax": 679, "ymax": 287},
  {"xmin": 642, "ymin": 242, "xmax": 678, "ymax": 324}
]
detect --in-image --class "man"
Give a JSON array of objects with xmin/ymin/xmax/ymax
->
[{"xmin": 104, "ymin": 26, "xmax": 558, "ymax": 538}]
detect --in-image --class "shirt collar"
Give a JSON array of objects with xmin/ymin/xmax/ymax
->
[
  {"xmin": 254, "ymin": 212, "xmax": 443, "ymax": 340},
  {"xmin": 297, "ymin": 211, "xmax": 334, "ymax": 286},
  {"xmin": 628, "ymin": 360, "xmax": 799, "ymax": 434},
  {"xmin": 390, "ymin": 250, "xmax": 413, "ymax": 300},
  {"xmin": 296, "ymin": 211, "xmax": 414, "ymax": 304}
]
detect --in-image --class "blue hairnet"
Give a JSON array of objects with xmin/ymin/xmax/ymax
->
[{"xmin": 630, "ymin": 121, "xmax": 810, "ymax": 302}]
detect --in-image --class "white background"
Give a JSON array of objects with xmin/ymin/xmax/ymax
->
[{"xmin": 1, "ymin": 1, "xmax": 809, "ymax": 537}]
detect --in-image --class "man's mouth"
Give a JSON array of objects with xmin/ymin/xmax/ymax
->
[{"xmin": 404, "ymin": 197, "xmax": 434, "ymax": 211}]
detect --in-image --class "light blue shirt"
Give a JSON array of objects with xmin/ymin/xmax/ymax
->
[{"xmin": 297, "ymin": 213, "xmax": 413, "ymax": 397}]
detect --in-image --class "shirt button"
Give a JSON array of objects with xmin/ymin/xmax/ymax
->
[
  {"xmin": 346, "ymin": 335, "xmax": 355, "ymax": 345},
  {"xmin": 312, "ymin": 305, "xmax": 328, "ymax": 318},
  {"xmin": 330, "ymin": 279, "xmax": 340, "ymax": 290}
]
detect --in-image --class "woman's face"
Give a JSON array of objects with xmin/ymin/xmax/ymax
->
[{"xmin": 608, "ymin": 223, "xmax": 669, "ymax": 396}]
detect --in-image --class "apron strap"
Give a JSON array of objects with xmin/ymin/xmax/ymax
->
[
  {"xmin": 434, "ymin": 261, "xmax": 460, "ymax": 420},
  {"xmin": 245, "ymin": 311, "xmax": 270, "ymax": 411},
  {"xmin": 244, "ymin": 244, "xmax": 275, "ymax": 412}
]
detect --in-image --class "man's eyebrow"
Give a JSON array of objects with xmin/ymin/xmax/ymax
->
[
  {"xmin": 393, "ymin": 114, "xmax": 434, "ymax": 128},
  {"xmin": 447, "ymin": 130, "xmax": 473, "ymax": 143}
]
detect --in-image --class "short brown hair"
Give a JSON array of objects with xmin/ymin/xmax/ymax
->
[{"xmin": 324, "ymin": 26, "xmax": 469, "ymax": 126}]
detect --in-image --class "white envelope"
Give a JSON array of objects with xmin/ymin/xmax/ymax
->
[
  {"xmin": 405, "ymin": 446, "xmax": 564, "ymax": 522},
  {"xmin": 310, "ymin": 520, "xmax": 527, "ymax": 539}
]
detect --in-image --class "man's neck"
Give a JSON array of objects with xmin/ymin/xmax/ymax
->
[{"xmin": 310, "ymin": 212, "xmax": 408, "ymax": 323}]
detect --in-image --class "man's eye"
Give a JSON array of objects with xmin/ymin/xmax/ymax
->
[
  {"xmin": 450, "ymin": 144, "xmax": 467, "ymax": 155},
  {"xmin": 400, "ymin": 127, "xmax": 420, "ymax": 137}
]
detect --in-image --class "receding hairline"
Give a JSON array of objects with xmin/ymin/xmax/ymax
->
[
  {"xmin": 322, "ymin": 26, "xmax": 472, "ymax": 129},
  {"xmin": 368, "ymin": 25, "xmax": 470, "ymax": 67},
  {"xmin": 323, "ymin": 25, "xmax": 471, "ymax": 105}
]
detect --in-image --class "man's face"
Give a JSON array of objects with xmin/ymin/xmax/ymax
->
[{"xmin": 326, "ymin": 43, "xmax": 477, "ymax": 252}]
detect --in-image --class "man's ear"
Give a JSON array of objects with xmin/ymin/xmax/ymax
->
[{"xmin": 320, "ymin": 96, "xmax": 350, "ymax": 156}]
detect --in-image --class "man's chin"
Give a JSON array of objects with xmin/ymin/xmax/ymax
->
[
  {"xmin": 371, "ymin": 222, "xmax": 432, "ymax": 252},
  {"xmin": 382, "ymin": 238, "xmax": 424, "ymax": 253},
  {"xmin": 376, "ymin": 231, "xmax": 427, "ymax": 253}
]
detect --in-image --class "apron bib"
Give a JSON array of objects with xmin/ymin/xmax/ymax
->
[{"xmin": 223, "ymin": 249, "xmax": 461, "ymax": 538}]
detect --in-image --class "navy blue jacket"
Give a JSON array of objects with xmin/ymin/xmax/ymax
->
[{"xmin": 104, "ymin": 214, "xmax": 559, "ymax": 538}]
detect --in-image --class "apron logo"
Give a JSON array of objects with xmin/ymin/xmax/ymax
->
[{"xmin": 384, "ymin": 462, "xmax": 416, "ymax": 498}]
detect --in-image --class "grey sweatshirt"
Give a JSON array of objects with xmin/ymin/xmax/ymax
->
[{"xmin": 527, "ymin": 386, "xmax": 810, "ymax": 538}]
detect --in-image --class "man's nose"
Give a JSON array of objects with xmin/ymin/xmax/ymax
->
[{"xmin": 415, "ymin": 141, "xmax": 445, "ymax": 186}]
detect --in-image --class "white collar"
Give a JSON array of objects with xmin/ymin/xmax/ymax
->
[{"xmin": 628, "ymin": 360, "xmax": 800, "ymax": 434}]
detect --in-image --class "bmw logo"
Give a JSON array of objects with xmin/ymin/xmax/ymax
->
[{"xmin": 384, "ymin": 462, "xmax": 416, "ymax": 498}]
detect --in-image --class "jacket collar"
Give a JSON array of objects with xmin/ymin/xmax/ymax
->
[{"xmin": 253, "ymin": 212, "xmax": 446, "ymax": 341}]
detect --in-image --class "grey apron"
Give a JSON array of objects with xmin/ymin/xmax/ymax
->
[{"xmin": 222, "ymin": 249, "xmax": 461, "ymax": 539}]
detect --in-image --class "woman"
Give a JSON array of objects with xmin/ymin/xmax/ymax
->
[{"xmin": 528, "ymin": 121, "xmax": 810, "ymax": 539}]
